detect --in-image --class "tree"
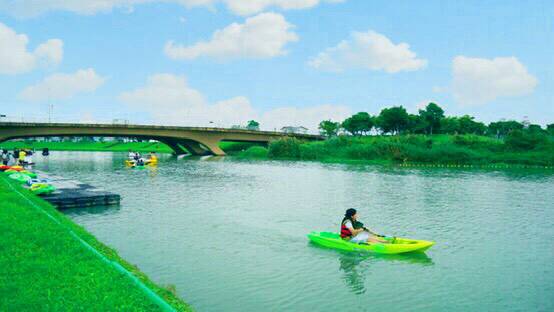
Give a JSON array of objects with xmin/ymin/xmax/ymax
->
[
  {"xmin": 377, "ymin": 106, "xmax": 409, "ymax": 134},
  {"xmin": 547, "ymin": 123, "xmax": 554, "ymax": 135},
  {"xmin": 505, "ymin": 130, "xmax": 548, "ymax": 150},
  {"xmin": 527, "ymin": 124, "xmax": 544, "ymax": 134},
  {"xmin": 488, "ymin": 120, "xmax": 523, "ymax": 138},
  {"xmin": 318, "ymin": 120, "xmax": 340, "ymax": 137},
  {"xmin": 418, "ymin": 102, "xmax": 444, "ymax": 135},
  {"xmin": 247, "ymin": 120, "xmax": 260, "ymax": 131},
  {"xmin": 440, "ymin": 116, "xmax": 461, "ymax": 134},
  {"xmin": 342, "ymin": 112, "xmax": 374, "ymax": 135},
  {"xmin": 406, "ymin": 114, "xmax": 427, "ymax": 134},
  {"xmin": 458, "ymin": 115, "xmax": 486, "ymax": 135}
]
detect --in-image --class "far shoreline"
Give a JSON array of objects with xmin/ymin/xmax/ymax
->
[{"xmin": 3, "ymin": 133, "xmax": 553, "ymax": 169}]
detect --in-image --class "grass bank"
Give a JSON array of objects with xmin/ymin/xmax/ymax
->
[
  {"xmin": 0, "ymin": 140, "xmax": 259, "ymax": 155},
  {"xmin": 0, "ymin": 174, "xmax": 192, "ymax": 311},
  {"xmin": 236, "ymin": 134, "xmax": 554, "ymax": 168}
]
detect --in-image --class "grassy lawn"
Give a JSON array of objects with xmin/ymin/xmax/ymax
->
[{"xmin": 0, "ymin": 174, "xmax": 191, "ymax": 311}]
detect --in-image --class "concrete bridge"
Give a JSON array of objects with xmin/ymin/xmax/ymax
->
[{"xmin": 0, "ymin": 122, "xmax": 323, "ymax": 156}]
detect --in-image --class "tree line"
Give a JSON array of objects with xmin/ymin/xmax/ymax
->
[{"xmin": 318, "ymin": 103, "xmax": 554, "ymax": 138}]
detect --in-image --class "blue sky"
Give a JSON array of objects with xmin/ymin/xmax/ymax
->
[{"xmin": 0, "ymin": 0, "xmax": 552, "ymax": 131}]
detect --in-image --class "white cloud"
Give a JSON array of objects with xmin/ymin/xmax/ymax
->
[
  {"xmin": 411, "ymin": 100, "xmax": 443, "ymax": 114},
  {"xmin": 260, "ymin": 104, "xmax": 351, "ymax": 131},
  {"xmin": 0, "ymin": 0, "xmax": 144, "ymax": 17},
  {"xmin": 452, "ymin": 56, "xmax": 538, "ymax": 106},
  {"xmin": 308, "ymin": 30, "xmax": 427, "ymax": 73},
  {"xmin": 0, "ymin": 22, "xmax": 63, "ymax": 74},
  {"xmin": 0, "ymin": 0, "xmax": 344, "ymax": 18},
  {"xmin": 224, "ymin": 0, "xmax": 345, "ymax": 16},
  {"xmin": 19, "ymin": 68, "xmax": 105, "ymax": 101},
  {"xmin": 118, "ymin": 74, "xmax": 260, "ymax": 126},
  {"xmin": 35, "ymin": 39, "xmax": 64, "ymax": 66},
  {"xmin": 165, "ymin": 12, "xmax": 298, "ymax": 60},
  {"xmin": 118, "ymin": 73, "xmax": 350, "ymax": 132}
]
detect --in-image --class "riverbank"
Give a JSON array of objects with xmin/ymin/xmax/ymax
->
[
  {"xmin": 3, "ymin": 134, "xmax": 553, "ymax": 168},
  {"xmin": 0, "ymin": 174, "xmax": 191, "ymax": 311},
  {"xmin": 0, "ymin": 140, "xmax": 256, "ymax": 154},
  {"xmin": 237, "ymin": 134, "xmax": 554, "ymax": 168}
]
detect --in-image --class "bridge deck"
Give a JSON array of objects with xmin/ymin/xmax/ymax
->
[{"xmin": 0, "ymin": 122, "xmax": 324, "ymax": 156}]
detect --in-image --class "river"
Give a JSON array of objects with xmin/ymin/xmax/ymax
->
[{"xmin": 34, "ymin": 151, "xmax": 554, "ymax": 311}]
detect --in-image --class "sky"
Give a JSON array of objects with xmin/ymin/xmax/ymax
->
[{"xmin": 0, "ymin": 0, "xmax": 552, "ymax": 132}]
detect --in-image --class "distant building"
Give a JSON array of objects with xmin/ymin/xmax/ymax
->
[
  {"xmin": 281, "ymin": 126, "xmax": 308, "ymax": 134},
  {"xmin": 112, "ymin": 119, "xmax": 129, "ymax": 125}
]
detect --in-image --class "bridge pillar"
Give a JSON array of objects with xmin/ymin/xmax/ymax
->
[
  {"xmin": 159, "ymin": 138, "xmax": 224, "ymax": 156},
  {"xmin": 158, "ymin": 139, "xmax": 188, "ymax": 155},
  {"xmin": 179, "ymin": 140, "xmax": 211, "ymax": 156},
  {"xmin": 198, "ymin": 139, "xmax": 225, "ymax": 156}
]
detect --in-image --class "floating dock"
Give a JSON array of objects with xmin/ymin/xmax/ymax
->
[{"xmin": 35, "ymin": 171, "xmax": 121, "ymax": 209}]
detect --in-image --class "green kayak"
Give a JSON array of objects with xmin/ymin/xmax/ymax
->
[
  {"xmin": 8, "ymin": 173, "xmax": 32, "ymax": 183},
  {"xmin": 307, "ymin": 232, "xmax": 434, "ymax": 254},
  {"xmin": 20, "ymin": 171, "xmax": 38, "ymax": 178},
  {"xmin": 30, "ymin": 183, "xmax": 56, "ymax": 195}
]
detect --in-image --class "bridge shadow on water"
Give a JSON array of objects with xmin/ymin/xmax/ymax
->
[{"xmin": 308, "ymin": 242, "xmax": 433, "ymax": 295}]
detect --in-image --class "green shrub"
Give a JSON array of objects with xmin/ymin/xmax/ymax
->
[
  {"xmin": 425, "ymin": 145, "xmax": 481, "ymax": 164},
  {"xmin": 370, "ymin": 141, "xmax": 402, "ymax": 160},
  {"xmin": 299, "ymin": 143, "xmax": 324, "ymax": 160},
  {"xmin": 344, "ymin": 144, "xmax": 378, "ymax": 160},
  {"xmin": 323, "ymin": 135, "xmax": 352, "ymax": 148},
  {"xmin": 238, "ymin": 146, "xmax": 269, "ymax": 158},
  {"xmin": 268, "ymin": 138, "xmax": 302, "ymax": 158},
  {"xmin": 397, "ymin": 134, "xmax": 429, "ymax": 147},
  {"xmin": 505, "ymin": 130, "xmax": 548, "ymax": 150},
  {"xmin": 453, "ymin": 134, "xmax": 504, "ymax": 152},
  {"xmin": 220, "ymin": 142, "xmax": 263, "ymax": 154}
]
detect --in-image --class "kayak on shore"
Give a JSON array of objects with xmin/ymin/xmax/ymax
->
[
  {"xmin": 1, "ymin": 165, "xmax": 24, "ymax": 172},
  {"xmin": 307, "ymin": 231, "xmax": 434, "ymax": 254},
  {"xmin": 30, "ymin": 183, "xmax": 56, "ymax": 195}
]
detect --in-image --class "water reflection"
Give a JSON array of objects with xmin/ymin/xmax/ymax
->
[
  {"xmin": 338, "ymin": 253, "xmax": 367, "ymax": 294},
  {"xmin": 308, "ymin": 242, "xmax": 433, "ymax": 294},
  {"xmin": 64, "ymin": 205, "xmax": 121, "ymax": 217},
  {"xmin": 338, "ymin": 252, "xmax": 433, "ymax": 294}
]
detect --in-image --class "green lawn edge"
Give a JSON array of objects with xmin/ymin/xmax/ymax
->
[
  {"xmin": 0, "ymin": 140, "xmax": 258, "ymax": 155},
  {"xmin": 0, "ymin": 174, "xmax": 192, "ymax": 311},
  {"xmin": 235, "ymin": 134, "xmax": 554, "ymax": 169}
]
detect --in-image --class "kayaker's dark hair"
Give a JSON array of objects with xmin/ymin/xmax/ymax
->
[{"xmin": 342, "ymin": 208, "xmax": 357, "ymax": 225}]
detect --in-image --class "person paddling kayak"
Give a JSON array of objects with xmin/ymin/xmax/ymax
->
[{"xmin": 340, "ymin": 208, "xmax": 389, "ymax": 244}]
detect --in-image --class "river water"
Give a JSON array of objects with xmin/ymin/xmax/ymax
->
[{"xmin": 34, "ymin": 152, "xmax": 554, "ymax": 311}]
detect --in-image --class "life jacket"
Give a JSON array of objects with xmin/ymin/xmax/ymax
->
[{"xmin": 340, "ymin": 220, "xmax": 353, "ymax": 238}]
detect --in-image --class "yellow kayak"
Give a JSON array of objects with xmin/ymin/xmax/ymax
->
[{"xmin": 307, "ymin": 231, "xmax": 434, "ymax": 254}]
